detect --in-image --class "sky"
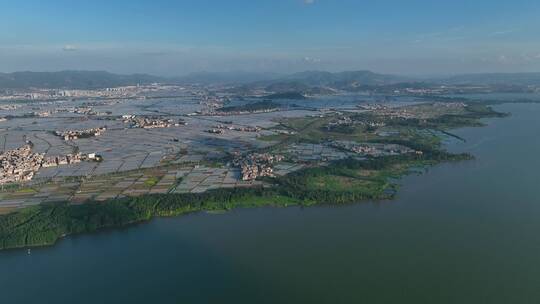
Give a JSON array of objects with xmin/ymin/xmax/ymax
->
[{"xmin": 1, "ymin": 0, "xmax": 540, "ymax": 76}]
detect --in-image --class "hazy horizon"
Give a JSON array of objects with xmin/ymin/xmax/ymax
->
[
  {"xmin": 1, "ymin": 0, "xmax": 540, "ymax": 76},
  {"xmin": 3, "ymin": 69, "xmax": 540, "ymax": 79},
  {"xmin": 3, "ymin": 2, "xmax": 540, "ymax": 302}
]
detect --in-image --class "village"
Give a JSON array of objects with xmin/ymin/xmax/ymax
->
[
  {"xmin": 122, "ymin": 115, "xmax": 186, "ymax": 129},
  {"xmin": 55, "ymin": 127, "xmax": 107, "ymax": 141},
  {"xmin": 206, "ymin": 124, "xmax": 261, "ymax": 134},
  {"xmin": 233, "ymin": 153, "xmax": 285, "ymax": 181},
  {"xmin": 0, "ymin": 143, "xmax": 99, "ymax": 185}
]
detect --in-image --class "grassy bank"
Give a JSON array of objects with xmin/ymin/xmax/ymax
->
[{"xmin": 0, "ymin": 151, "xmax": 469, "ymax": 251}]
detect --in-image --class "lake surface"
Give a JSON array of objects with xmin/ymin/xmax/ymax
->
[{"xmin": 1, "ymin": 103, "xmax": 540, "ymax": 303}]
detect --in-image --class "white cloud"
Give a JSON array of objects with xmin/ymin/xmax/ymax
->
[
  {"xmin": 62, "ymin": 45, "xmax": 78, "ymax": 52},
  {"xmin": 304, "ymin": 0, "xmax": 315, "ymax": 5},
  {"xmin": 304, "ymin": 56, "xmax": 321, "ymax": 63},
  {"xmin": 490, "ymin": 30, "xmax": 514, "ymax": 36},
  {"xmin": 497, "ymin": 55, "xmax": 508, "ymax": 63}
]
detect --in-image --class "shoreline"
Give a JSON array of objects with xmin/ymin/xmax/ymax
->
[{"xmin": 0, "ymin": 152, "xmax": 473, "ymax": 251}]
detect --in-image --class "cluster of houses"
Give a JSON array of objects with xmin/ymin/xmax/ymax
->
[
  {"xmin": 198, "ymin": 96, "xmax": 226, "ymax": 112},
  {"xmin": 375, "ymin": 102, "xmax": 467, "ymax": 120},
  {"xmin": 214, "ymin": 108, "xmax": 278, "ymax": 116},
  {"xmin": 217, "ymin": 124, "xmax": 261, "ymax": 132},
  {"xmin": 331, "ymin": 141, "xmax": 421, "ymax": 157},
  {"xmin": 55, "ymin": 127, "xmax": 107, "ymax": 141},
  {"xmin": 32, "ymin": 106, "xmax": 110, "ymax": 118},
  {"xmin": 358, "ymin": 104, "xmax": 416, "ymax": 119},
  {"xmin": 357, "ymin": 118, "xmax": 387, "ymax": 128},
  {"xmin": 433, "ymin": 102, "xmax": 467, "ymax": 109},
  {"xmin": 357, "ymin": 104, "xmax": 390, "ymax": 111},
  {"xmin": 0, "ymin": 104, "xmax": 19, "ymax": 111},
  {"xmin": 233, "ymin": 153, "xmax": 284, "ymax": 181},
  {"xmin": 0, "ymin": 84, "xmax": 194, "ymax": 102},
  {"xmin": 326, "ymin": 115, "xmax": 386, "ymax": 131},
  {"xmin": 326, "ymin": 116, "xmax": 353, "ymax": 130},
  {"xmin": 0, "ymin": 144, "xmax": 44, "ymax": 184},
  {"xmin": 207, "ymin": 124, "xmax": 261, "ymax": 134},
  {"xmin": 34, "ymin": 111, "xmax": 52, "ymax": 117},
  {"xmin": 206, "ymin": 128, "xmax": 225, "ymax": 134},
  {"xmin": 60, "ymin": 106, "xmax": 108, "ymax": 116},
  {"xmin": 122, "ymin": 115, "xmax": 186, "ymax": 129},
  {"xmin": 274, "ymin": 129, "xmax": 297, "ymax": 135},
  {"xmin": 0, "ymin": 144, "xmax": 100, "ymax": 184}
]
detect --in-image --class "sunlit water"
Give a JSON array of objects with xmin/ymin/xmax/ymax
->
[{"xmin": 1, "ymin": 103, "xmax": 539, "ymax": 303}]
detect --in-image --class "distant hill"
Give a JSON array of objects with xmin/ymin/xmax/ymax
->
[
  {"xmin": 174, "ymin": 71, "xmax": 282, "ymax": 85},
  {"xmin": 4, "ymin": 70, "xmax": 540, "ymax": 91},
  {"xmin": 0, "ymin": 70, "xmax": 282, "ymax": 90},
  {"xmin": 264, "ymin": 81, "xmax": 336, "ymax": 95},
  {"xmin": 243, "ymin": 70, "xmax": 410, "ymax": 93},
  {"xmin": 262, "ymin": 92, "xmax": 306, "ymax": 100},
  {"xmin": 442, "ymin": 73, "xmax": 540, "ymax": 86},
  {"xmin": 0, "ymin": 71, "xmax": 165, "ymax": 89},
  {"xmin": 281, "ymin": 70, "xmax": 408, "ymax": 87}
]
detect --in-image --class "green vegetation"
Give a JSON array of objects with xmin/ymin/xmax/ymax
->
[
  {"xmin": 144, "ymin": 177, "xmax": 160, "ymax": 187},
  {"xmin": 217, "ymin": 101, "xmax": 280, "ymax": 113},
  {"xmin": 15, "ymin": 188, "xmax": 37, "ymax": 194},
  {"xmin": 0, "ymin": 187, "xmax": 303, "ymax": 250},
  {"xmin": 0, "ymin": 151, "xmax": 470, "ymax": 250},
  {"xmin": 263, "ymin": 103, "xmax": 504, "ymax": 153}
]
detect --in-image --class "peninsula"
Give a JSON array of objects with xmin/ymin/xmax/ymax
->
[{"xmin": 0, "ymin": 94, "xmax": 507, "ymax": 250}]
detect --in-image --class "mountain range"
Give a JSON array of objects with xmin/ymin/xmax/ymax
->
[
  {"xmin": 1, "ymin": 70, "xmax": 540, "ymax": 90},
  {"xmin": 0, "ymin": 71, "xmax": 165, "ymax": 90}
]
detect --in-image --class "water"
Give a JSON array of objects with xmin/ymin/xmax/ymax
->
[
  {"xmin": 444, "ymin": 92, "xmax": 540, "ymax": 102},
  {"xmin": 225, "ymin": 93, "xmax": 422, "ymax": 110},
  {"xmin": 1, "ymin": 103, "xmax": 540, "ymax": 303}
]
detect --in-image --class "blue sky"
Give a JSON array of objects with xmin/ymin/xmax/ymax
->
[{"xmin": 1, "ymin": 0, "xmax": 540, "ymax": 75}]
